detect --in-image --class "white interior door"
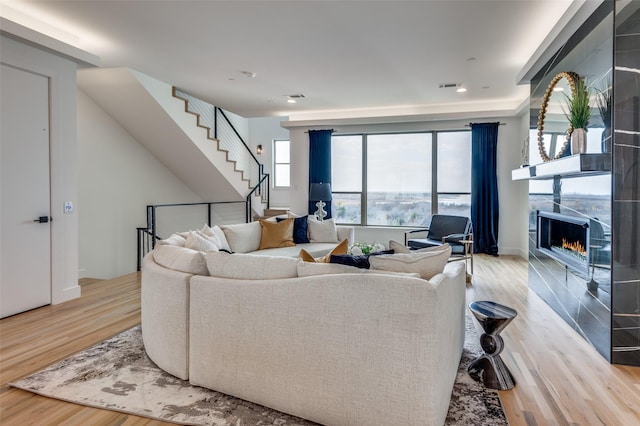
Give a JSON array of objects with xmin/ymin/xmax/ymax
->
[{"xmin": 1, "ymin": 64, "xmax": 52, "ymax": 318}]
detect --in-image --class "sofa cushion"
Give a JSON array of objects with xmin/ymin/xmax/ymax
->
[
  {"xmin": 296, "ymin": 261, "xmax": 421, "ymax": 278},
  {"xmin": 185, "ymin": 231, "xmax": 220, "ymax": 252},
  {"xmin": 369, "ymin": 244, "xmax": 451, "ymax": 280},
  {"xmin": 206, "ymin": 251, "xmax": 298, "ymax": 279},
  {"xmin": 307, "ymin": 217, "xmax": 338, "ymax": 243},
  {"xmin": 299, "ymin": 238, "xmax": 348, "ymax": 263},
  {"xmin": 156, "ymin": 233, "xmax": 186, "ymax": 247},
  {"xmin": 202, "ymin": 224, "xmax": 231, "ymax": 252},
  {"xmin": 259, "ymin": 218, "xmax": 295, "ymax": 250},
  {"xmin": 277, "ymin": 216, "xmax": 310, "ymax": 244},
  {"xmin": 153, "ymin": 245, "xmax": 209, "ymax": 275},
  {"xmin": 220, "ymin": 221, "xmax": 262, "ymax": 253}
]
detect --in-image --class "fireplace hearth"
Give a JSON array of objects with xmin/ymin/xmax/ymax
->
[{"xmin": 537, "ymin": 211, "xmax": 591, "ymax": 277}]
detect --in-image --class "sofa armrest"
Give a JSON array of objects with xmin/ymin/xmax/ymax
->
[
  {"xmin": 442, "ymin": 233, "xmax": 470, "ymax": 244},
  {"xmin": 336, "ymin": 225, "xmax": 354, "ymax": 244}
]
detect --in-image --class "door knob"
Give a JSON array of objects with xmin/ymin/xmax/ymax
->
[{"xmin": 33, "ymin": 216, "xmax": 51, "ymax": 223}]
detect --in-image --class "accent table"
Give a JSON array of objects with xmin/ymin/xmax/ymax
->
[{"xmin": 467, "ymin": 300, "xmax": 517, "ymax": 390}]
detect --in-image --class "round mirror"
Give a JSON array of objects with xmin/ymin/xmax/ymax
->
[{"xmin": 537, "ymin": 71, "xmax": 578, "ymax": 162}]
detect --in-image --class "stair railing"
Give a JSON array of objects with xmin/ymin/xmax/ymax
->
[
  {"xmin": 173, "ymin": 89, "xmax": 269, "ymax": 207},
  {"xmin": 136, "ymin": 200, "xmax": 247, "ymax": 271}
]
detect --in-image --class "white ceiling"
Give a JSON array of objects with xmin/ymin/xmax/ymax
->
[{"xmin": 2, "ymin": 0, "xmax": 574, "ymax": 119}]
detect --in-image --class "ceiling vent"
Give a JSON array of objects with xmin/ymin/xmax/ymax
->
[
  {"xmin": 438, "ymin": 83, "xmax": 461, "ymax": 89},
  {"xmin": 286, "ymin": 94, "xmax": 306, "ymax": 99}
]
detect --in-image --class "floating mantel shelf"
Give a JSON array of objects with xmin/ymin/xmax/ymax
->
[{"xmin": 512, "ymin": 153, "xmax": 611, "ymax": 181}]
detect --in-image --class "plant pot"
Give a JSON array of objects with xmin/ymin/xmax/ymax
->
[
  {"xmin": 601, "ymin": 127, "xmax": 612, "ymax": 153},
  {"xmin": 571, "ymin": 128, "xmax": 587, "ymax": 155}
]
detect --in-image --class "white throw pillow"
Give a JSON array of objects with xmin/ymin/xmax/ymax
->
[
  {"xmin": 369, "ymin": 244, "xmax": 452, "ymax": 280},
  {"xmin": 296, "ymin": 261, "xmax": 420, "ymax": 278},
  {"xmin": 388, "ymin": 240, "xmax": 448, "ymax": 254},
  {"xmin": 156, "ymin": 233, "xmax": 186, "ymax": 247},
  {"xmin": 220, "ymin": 221, "xmax": 262, "ymax": 253},
  {"xmin": 307, "ymin": 218, "xmax": 338, "ymax": 243},
  {"xmin": 153, "ymin": 245, "xmax": 209, "ymax": 275},
  {"xmin": 185, "ymin": 231, "xmax": 219, "ymax": 252},
  {"xmin": 207, "ymin": 251, "xmax": 298, "ymax": 279},
  {"xmin": 202, "ymin": 224, "xmax": 231, "ymax": 252}
]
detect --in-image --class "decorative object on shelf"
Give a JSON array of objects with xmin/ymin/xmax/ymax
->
[
  {"xmin": 309, "ymin": 182, "xmax": 332, "ymax": 221},
  {"xmin": 596, "ymin": 83, "xmax": 612, "ymax": 153},
  {"xmin": 563, "ymin": 77, "xmax": 591, "ymax": 155},
  {"xmin": 521, "ymin": 136, "xmax": 529, "ymax": 167},
  {"xmin": 537, "ymin": 71, "xmax": 578, "ymax": 162},
  {"xmin": 348, "ymin": 241, "xmax": 385, "ymax": 255}
]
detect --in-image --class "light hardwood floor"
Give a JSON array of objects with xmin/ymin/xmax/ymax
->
[{"xmin": 1, "ymin": 255, "xmax": 639, "ymax": 425}]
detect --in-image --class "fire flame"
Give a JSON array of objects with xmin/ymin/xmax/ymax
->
[{"xmin": 561, "ymin": 238, "xmax": 587, "ymax": 256}]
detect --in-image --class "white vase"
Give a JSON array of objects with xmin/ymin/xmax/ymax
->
[{"xmin": 571, "ymin": 128, "xmax": 587, "ymax": 155}]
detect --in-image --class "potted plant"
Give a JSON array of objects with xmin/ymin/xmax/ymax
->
[
  {"xmin": 596, "ymin": 84, "xmax": 612, "ymax": 153},
  {"xmin": 564, "ymin": 77, "xmax": 591, "ymax": 155}
]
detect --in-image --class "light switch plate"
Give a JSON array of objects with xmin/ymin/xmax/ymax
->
[{"xmin": 64, "ymin": 202, "xmax": 73, "ymax": 213}]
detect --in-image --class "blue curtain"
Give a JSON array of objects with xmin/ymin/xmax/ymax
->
[
  {"xmin": 308, "ymin": 129, "xmax": 333, "ymax": 217},
  {"xmin": 471, "ymin": 122, "xmax": 500, "ymax": 255}
]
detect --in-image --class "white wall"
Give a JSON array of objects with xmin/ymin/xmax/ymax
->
[
  {"xmin": 248, "ymin": 116, "xmax": 291, "ymax": 208},
  {"xmin": 1, "ymin": 35, "xmax": 81, "ymax": 304},
  {"xmin": 286, "ymin": 116, "xmax": 529, "ymax": 256},
  {"xmin": 77, "ymin": 90, "xmax": 202, "ymax": 279}
]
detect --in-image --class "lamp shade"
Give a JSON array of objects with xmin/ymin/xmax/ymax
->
[{"xmin": 309, "ymin": 182, "xmax": 332, "ymax": 201}]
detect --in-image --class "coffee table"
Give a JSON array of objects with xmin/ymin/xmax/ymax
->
[{"xmin": 467, "ymin": 300, "xmax": 517, "ymax": 390}]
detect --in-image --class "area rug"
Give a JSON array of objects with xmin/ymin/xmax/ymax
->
[{"xmin": 11, "ymin": 314, "xmax": 507, "ymax": 425}]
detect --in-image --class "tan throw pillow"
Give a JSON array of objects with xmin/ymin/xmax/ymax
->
[
  {"xmin": 369, "ymin": 244, "xmax": 452, "ymax": 280},
  {"xmin": 258, "ymin": 218, "xmax": 295, "ymax": 250},
  {"xmin": 307, "ymin": 218, "xmax": 338, "ymax": 243},
  {"xmin": 206, "ymin": 251, "xmax": 298, "ymax": 279},
  {"xmin": 220, "ymin": 221, "xmax": 262, "ymax": 253},
  {"xmin": 299, "ymin": 238, "xmax": 348, "ymax": 263}
]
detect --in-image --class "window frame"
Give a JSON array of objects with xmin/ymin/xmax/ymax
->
[
  {"xmin": 331, "ymin": 129, "xmax": 471, "ymax": 227},
  {"xmin": 272, "ymin": 139, "xmax": 290, "ymax": 188}
]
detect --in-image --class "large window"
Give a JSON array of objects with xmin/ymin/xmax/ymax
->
[
  {"xmin": 273, "ymin": 139, "xmax": 290, "ymax": 187},
  {"xmin": 332, "ymin": 130, "xmax": 470, "ymax": 226},
  {"xmin": 437, "ymin": 131, "xmax": 471, "ymax": 217}
]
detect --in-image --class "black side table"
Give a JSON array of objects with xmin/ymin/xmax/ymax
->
[{"xmin": 468, "ymin": 300, "xmax": 517, "ymax": 390}]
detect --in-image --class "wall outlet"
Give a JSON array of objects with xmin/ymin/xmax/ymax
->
[{"xmin": 64, "ymin": 201, "xmax": 73, "ymax": 213}]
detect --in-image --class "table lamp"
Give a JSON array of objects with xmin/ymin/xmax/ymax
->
[{"xmin": 309, "ymin": 182, "xmax": 332, "ymax": 221}]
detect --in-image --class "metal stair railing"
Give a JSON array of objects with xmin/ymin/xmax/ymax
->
[
  {"xmin": 136, "ymin": 201, "xmax": 247, "ymax": 271},
  {"xmin": 173, "ymin": 88, "xmax": 269, "ymax": 207}
]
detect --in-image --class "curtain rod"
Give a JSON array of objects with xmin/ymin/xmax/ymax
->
[
  {"xmin": 304, "ymin": 129, "xmax": 336, "ymax": 133},
  {"xmin": 465, "ymin": 122, "xmax": 506, "ymax": 127}
]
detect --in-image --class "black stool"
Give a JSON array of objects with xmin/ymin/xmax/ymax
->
[{"xmin": 468, "ymin": 300, "xmax": 517, "ymax": 390}]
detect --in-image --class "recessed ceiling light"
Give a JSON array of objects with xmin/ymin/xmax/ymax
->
[{"xmin": 456, "ymin": 87, "xmax": 468, "ymax": 93}]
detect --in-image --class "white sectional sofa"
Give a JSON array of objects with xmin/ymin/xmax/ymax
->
[{"xmin": 141, "ymin": 218, "xmax": 467, "ymax": 426}]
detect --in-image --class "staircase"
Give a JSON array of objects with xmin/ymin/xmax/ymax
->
[{"xmin": 77, "ymin": 67, "xmax": 268, "ymax": 217}]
